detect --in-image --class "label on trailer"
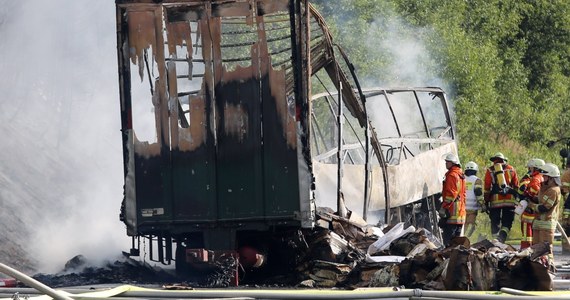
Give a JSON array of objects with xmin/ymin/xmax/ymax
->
[{"xmin": 141, "ymin": 208, "xmax": 164, "ymax": 217}]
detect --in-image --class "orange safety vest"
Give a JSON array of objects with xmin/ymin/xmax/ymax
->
[
  {"xmin": 519, "ymin": 171, "xmax": 543, "ymax": 224},
  {"xmin": 442, "ymin": 165, "xmax": 467, "ymax": 224}
]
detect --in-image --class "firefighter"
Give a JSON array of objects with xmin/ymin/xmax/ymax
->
[
  {"xmin": 561, "ymin": 157, "xmax": 570, "ymax": 253},
  {"xmin": 464, "ymin": 161, "xmax": 484, "ymax": 239},
  {"xmin": 516, "ymin": 158, "xmax": 545, "ymax": 249},
  {"xmin": 483, "ymin": 152, "xmax": 519, "ymax": 243},
  {"xmin": 439, "ymin": 153, "xmax": 467, "ymax": 247},
  {"xmin": 528, "ymin": 163, "xmax": 561, "ymax": 261}
]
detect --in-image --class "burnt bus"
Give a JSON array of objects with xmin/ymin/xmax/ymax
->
[{"xmin": 115, "ymin": 0, "xmax": 456, "ymax": 277}]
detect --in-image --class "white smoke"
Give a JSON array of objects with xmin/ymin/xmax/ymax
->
[
  {"xmin": 0, "ymin": 0, "xmax": 130, "ymax": 273},
  {"xmin": 358, "ymin": 16, "xmax": 447, "ymax": 89}
]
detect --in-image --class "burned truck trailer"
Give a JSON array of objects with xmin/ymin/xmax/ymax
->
[{"xmin": 115, "ymin": 0, "xmax": 457, "ymax": 274}]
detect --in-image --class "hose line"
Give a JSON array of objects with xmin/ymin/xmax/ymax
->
[{"xmin": 0, "ymin": 262, "xmax": 74, "ymax": 300}]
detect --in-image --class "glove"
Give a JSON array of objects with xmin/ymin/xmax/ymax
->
[
  {"xmin": 515, "ymin": 200, "xmax": 528, "ymax": 215},
  {"xmin": 438, "ymin": 207, "xmax": 450, "ymax": 219}
]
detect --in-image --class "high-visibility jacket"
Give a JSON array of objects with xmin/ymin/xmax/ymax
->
[
  {"xmin": 518, "ymin": 170, "xmax": 543, "ymax": 224},
  {"xmin": 484, "ymin": 163, "xmax": 519, "ymax": 208},
  {"xmin": 465, "ymin": 175, "xmax": 483, "ymax": 211},
  {"xmin": 530, "ymin": 180, "xmax": 561, "ymax": 231},
  {"xmin": 518, "ymin": 173, "xmax": 531, "ymax": 196},
  {"xmin": 442, "ymin": 165, "xmax": 466, "ymax": 224}
]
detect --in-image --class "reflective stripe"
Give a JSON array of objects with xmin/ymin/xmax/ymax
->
[
  {"xmin": 521, "ymin": 211, "xmax": 535, "ymax": 223},
  {"xmin": 447, "ymin": 215, "xmax": 466, "ymax": 224},
  {"xmin": 489, "ymin": 198, "xmax": 516, "ymax": 208},
  {"xmin": 533, "ymin": 219, "xmax": 557, "ymax": 230}
]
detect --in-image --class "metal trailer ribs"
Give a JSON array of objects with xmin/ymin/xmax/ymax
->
[{"xmin": 115, "ymin": 0, "xmax": 457, "ymax": 278}]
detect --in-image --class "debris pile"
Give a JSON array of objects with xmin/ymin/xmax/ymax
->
[
  {"xmin": 19, "ymin": 208, "xmax": 555, "ymax": 291},
  {"xmin": 293, "ymin": 208, "xmax": 555, "ymax": 291}
]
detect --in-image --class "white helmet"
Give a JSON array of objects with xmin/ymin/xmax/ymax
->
[
  {"xmin": 490, "ymin": 152, "xmax": 508, "ymax": 162},
  {"xmin": 539, "ymin": 163, "xmax": 560, "ymax": 177},
  {"xmin": 443, "ymin": 153, "xmax": 460, "ymax": 164},
  {"xmin": 526, "ymin": 158, "xmax": 545, "ymax": 168},
  {"xmin": 465, "ymin": 161, "xmax": 478, "ymax": 171}
]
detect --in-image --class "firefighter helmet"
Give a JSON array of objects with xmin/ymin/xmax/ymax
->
[
  {"xmin": 465, "ymin": 161, "xmax": 478, "ymax": 171},
  {"xmin": 539, "ymin": 163, "xmax": 560, "ymax": 177},
  {"xmin": 443, "ymin": 153, "xmax": 460, "ymax": 164},
  {"xmin": 526, "ymin": 158, "xmax": 545, "ymax": 169},
  {"xmin": 490, "ymin": 152, "xmax": 507, "ymax": 162}
]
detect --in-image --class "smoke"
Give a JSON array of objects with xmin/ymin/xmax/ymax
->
[
  {"xmin": 0, "ymin": 0, "xmax": 130, "ymax": 273},
  {"xmin": 358, "ymin": 16, "xmax": 448, "ymax": 90}
]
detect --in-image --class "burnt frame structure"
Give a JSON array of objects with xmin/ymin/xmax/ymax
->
[{"xmin": 115, "ymin": 0, "xmax": 456, "ymax": 267}]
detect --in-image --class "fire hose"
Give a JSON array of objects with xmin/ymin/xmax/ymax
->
[
  {"xmin": 0, "ymin": 281, "xmax": 570, "ymax": 299},
  {"xmin": 556, "ymin": 221, "xmax": 570, "ymax": 247},
  {"xmin": 0, "ymin": 262, "xmax": 73, "ymax": 300}
]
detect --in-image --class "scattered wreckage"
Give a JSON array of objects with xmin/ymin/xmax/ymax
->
[
  {"xmin": 1, "ymin": 222, "xmax": 557, "ymax": 292},
  {"xmin": 295, "ymin": 210, "xmax": 556, "ymax": 291}
]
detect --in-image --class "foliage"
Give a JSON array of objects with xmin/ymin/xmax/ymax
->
[{"xmin": 311, "ymin": 0, "xmax": 570, "ymax": 172}]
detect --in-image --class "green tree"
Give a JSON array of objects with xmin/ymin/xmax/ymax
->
[{"xmin": 311, "ymin": 0, "xmax": 570, "ymax": 170}]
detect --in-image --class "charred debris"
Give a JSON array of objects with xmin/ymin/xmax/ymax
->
[
  {"xmin": 294, "ymin": 209, "xmax": 555, "ymax": 291},
  {"xmin": 26, "ymin": 211, "xmax": 554, "ymax": 291}
]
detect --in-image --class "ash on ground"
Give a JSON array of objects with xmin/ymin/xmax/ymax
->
[
  {"xmin": 28, "ymin": 253, "xmax": 244, "ymax": 288},
  {"xmin": 30, "ymin": 254, "xmax": 181, "ymax": 288}
]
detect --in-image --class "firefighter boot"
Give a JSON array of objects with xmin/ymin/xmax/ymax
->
[{"xmin": 497, "ymin": 228, "xmax": 509, "ymax": 243}]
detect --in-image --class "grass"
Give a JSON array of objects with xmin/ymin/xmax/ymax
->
[
  {"xmin": 467, "ymin": 211, "xmax": 566, "ymax": 247},
  {"xmin": 466, "ymin": 211, "xmax": 523, "ymax": 245}
]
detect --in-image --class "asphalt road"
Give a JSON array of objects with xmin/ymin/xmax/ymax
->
[{"xmin": 554, "ymin": 245, "xmax": 570, "ymax": 266}]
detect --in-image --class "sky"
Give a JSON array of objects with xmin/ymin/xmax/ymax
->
[{"xmin": 0, "ymin": 0, "xmax": 130, "ymax": 273}]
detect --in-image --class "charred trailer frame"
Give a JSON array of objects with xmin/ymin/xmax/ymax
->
[
  {"xmin": 115, "ymin": 0, "xmax": 458, "ymax": 281},
  {"xmin": 115, "ymin": 0, "xmax": 319, "ymax": 275},
  {"xmin": 311, "ymin": 87, "xmax": 457, "ymax": 237}
]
